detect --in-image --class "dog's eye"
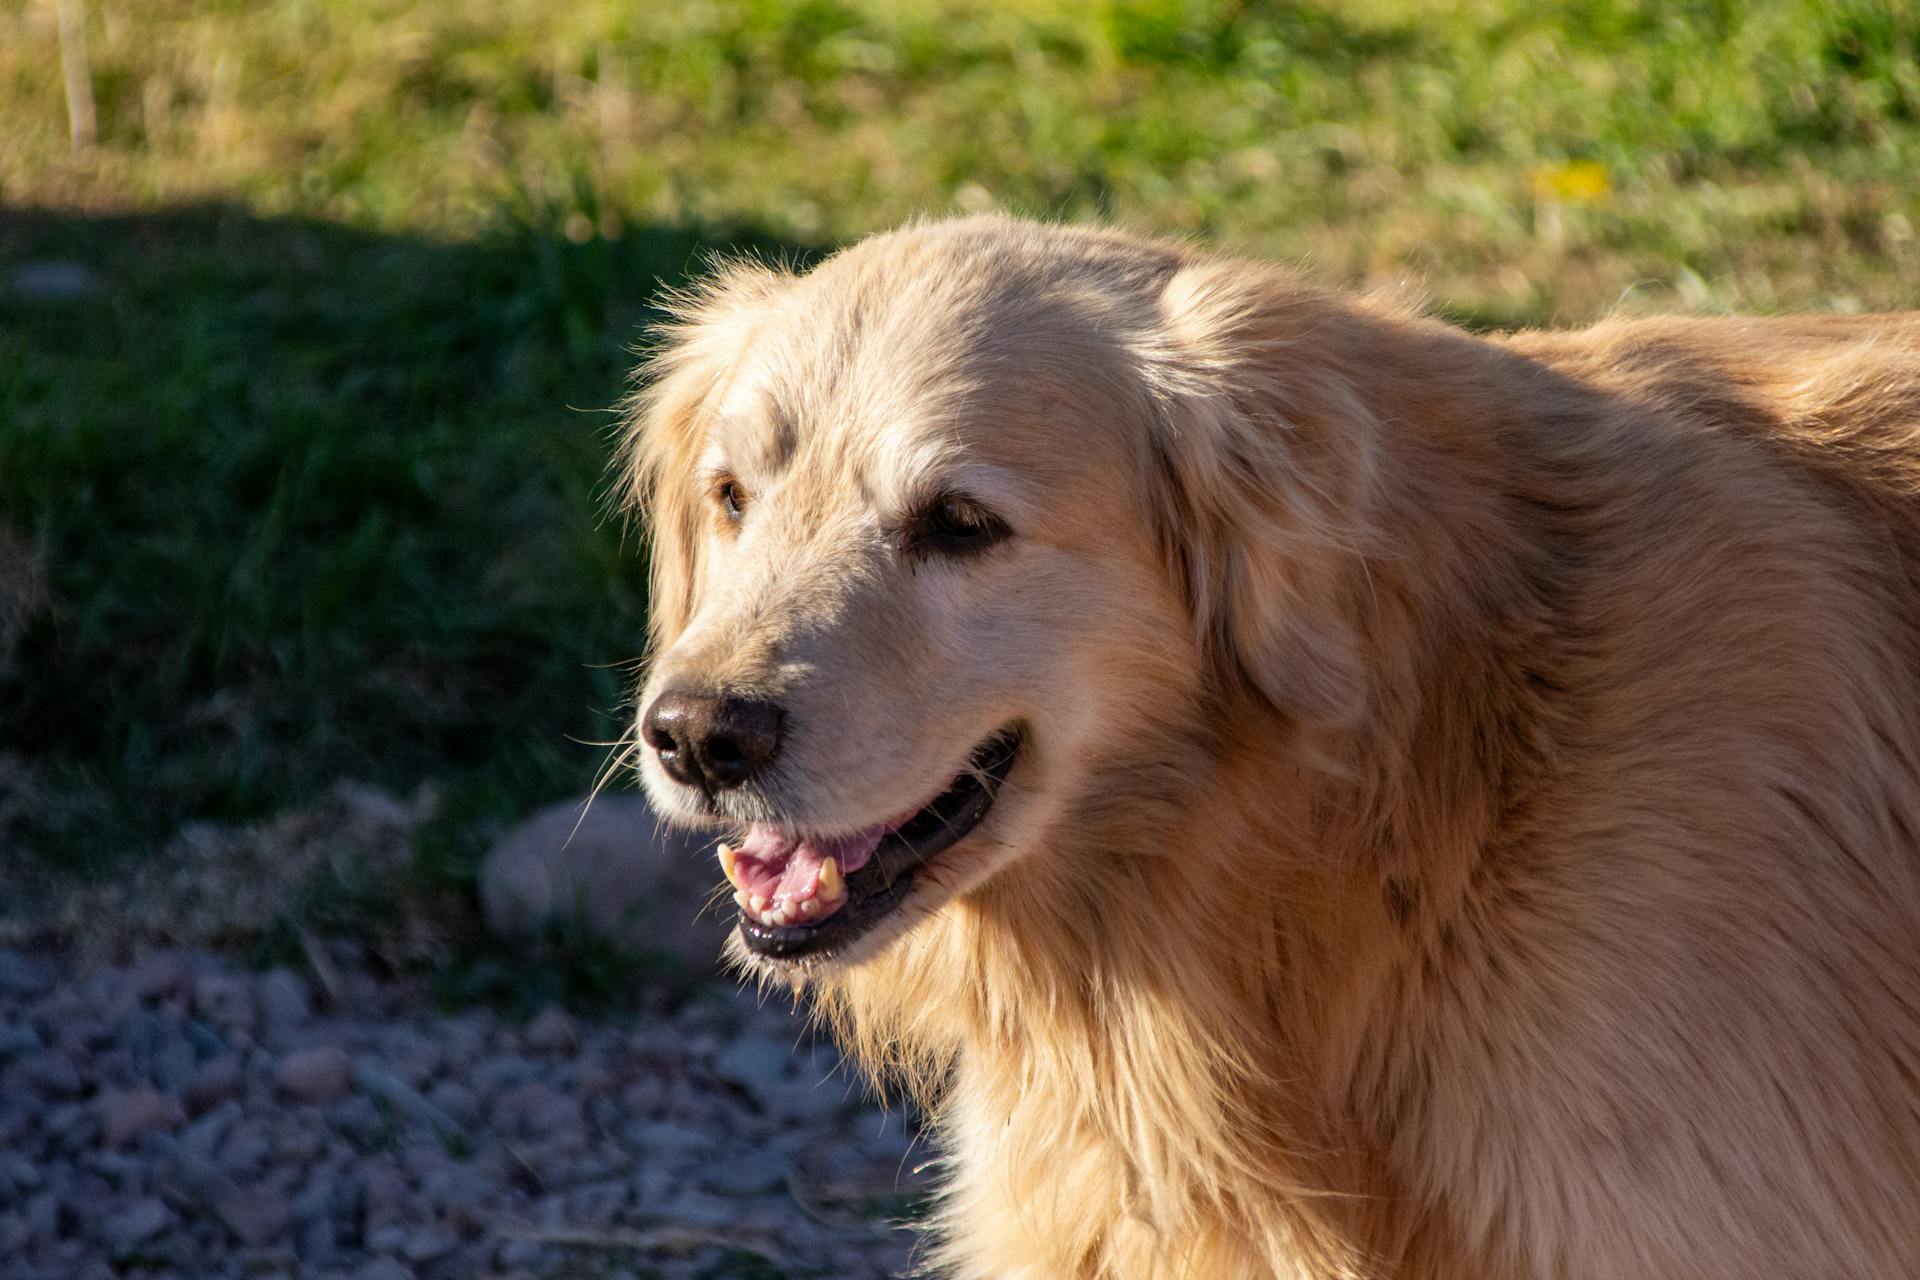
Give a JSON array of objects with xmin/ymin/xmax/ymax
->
[
  {"xmin": 904, "ymin": 494, "xmax": 1010, "ymax": 558},
  {"xmin": 716, "ymin": 479, "xmax": 748, "ymax": 523}
]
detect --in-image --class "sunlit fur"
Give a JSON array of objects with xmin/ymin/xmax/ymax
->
[{"xmin": 623, "ymin": 215, "xmax": 1920, "ymax": 1279}]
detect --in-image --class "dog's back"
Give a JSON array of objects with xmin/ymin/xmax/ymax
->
[{"xmin": 1368, "ymin": 312, "xmax": 1920, "ymax": 1278}]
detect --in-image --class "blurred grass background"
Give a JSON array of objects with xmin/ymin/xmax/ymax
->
[{"xmin": 1, "ymin": 0, "xmax": 1916, "ymax": 962}]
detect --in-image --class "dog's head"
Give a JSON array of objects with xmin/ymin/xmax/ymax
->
[{"xmin": 623, "ymin": 217, "xmax": 1380, "ymax": 974}]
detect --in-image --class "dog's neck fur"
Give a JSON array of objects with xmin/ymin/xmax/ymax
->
[{"xmin": 814, "ymin": 318, "xmax": 1579, "ymax": 1277}]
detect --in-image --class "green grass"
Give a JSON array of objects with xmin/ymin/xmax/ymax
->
[{"xmin": 1, "ymin": 0, "xmax": 1917, "ymax": 959}]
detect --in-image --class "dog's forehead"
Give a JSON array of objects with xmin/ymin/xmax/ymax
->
[{"xmin": 710, "ymin": 288, "xmax": 1139, "ymax": 503}]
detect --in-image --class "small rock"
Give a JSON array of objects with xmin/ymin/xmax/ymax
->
[
  {"xmin": 522, "ymin": 1006, "xmax": 579, "ymax": 1054},
  {"xmin": 478, "ymin": 793, "xmax": 725, "ymax": 969},
  {"xmin": 490, "ymin": 1081, "xmax": 579, "ymax": 1139},
  {"xmin": 290, "ymin": 1179, "xmax": 333, "ymax": 1225},
  {"xmin": 701, "ymin": 1154, "xmax": 786, "ymax": 1196},
  {"xmin": 0, "ymin": 950, "xmax": 54, "ymax": 997},
  {"xmin": 4, "ymin": 260, "xmax": 105, "ymax": 301},
  {"xmin": 216, "ymin": 1118, "xmax": 272, "ymax": 1178},
  {"xmin": 181, "ymin": 1055, "xmax": 244, "ymax": 1114},
  {"xmin": 419, "ymin": 1165, "xmax": 490, "ymax": 1217},
  {"xmin": 325, "ymin": 1094, "xmax": 385, "ymax": 1145},
  {"xmin": 353, "ymin": 1258, "xmax": 415, "ymax": 1280},
  {"xmin": 276, "ymin": 1047, "xmax": 351, "ymax": 1104},
  {"xmin": 193, "ymin": 976, "xmax": 257, "ymax": 1034},
  {"xmin": 565, "ymin": 1179, "xmax": 629, "ymax": 1223},
  {"xmin": 11, "ymin": 1048, "xmax": 83, "ymax": 1098},
  {"xmin": 102, "ymin": 1088, "xmax": 184, "ymax": 1148},
  {"xmin": 365, "ymin": 1223, "xmax": 409, "ymax": 1255},
  {"xmin": 469, "ymin": 1054, "xmax": 537, "ymax": 1096},
  {"xmin": 297, "ymin": 1214, "xmax": 336, "ymax": 1263},
  {"xmin": 256, "ymin": 970, "xmax": 311, "ymax": 1029},
  {"xmin": 184, "ymin": 1018, "xmax": 228, "ymax": 1060},
  {"xmin": 423, "ymin": 1080, "xmax": 479, "ymax": 1128},
  {"xmin": 179, "ymin": 1099, "xmax": 240, "ymax": 1161},
  {"xmin": 360, "ymin": 1166, "xmax": 413, "ymax": 1231},
  {"xmin": 400, "ymin": 1225, "xmax": 459, "ymax": 1262},
  {"xmin": 127, "ymin": 953, "xmax": 192, "ymax": 1003},
  {"xmin": 149, "ymin": 1035, "xmax": 197, "ymax": 1094},
  {"xmin": 102, "ymin": 1196, "xmax": 175, "ymax": 1250},
  {"xmin": 0, "ymin": 1022, "xmax": 43, "ymax": 1062},
  {"xmin": 213, "ymin": 1184, "xmax": 289, "ymax": 1246},
  {"xmin": 624, "ymin": 1120, "xmax": 713, "ymax": 1158}
]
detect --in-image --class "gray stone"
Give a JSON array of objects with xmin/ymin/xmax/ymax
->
[
  {"xmin": 359, "ymin": 1165, "xmax": 414, "ymax": 1230},
  {"xmin": 43, "ymin": 1100, "xmax": 103, "ymax": 1149},
  {"xmin": 180, "ymin": 1100, "xmax": 240, "ymax": 1162},
  {"xmin": 418, "ymin": 1165, "xmax": 489, "ymax": 1217},
  {"xmin": 103, "ymin": 1196, "xmax": 175, "ymax": 1249},
  {"xmin": 478, "ymin": 793, "xmax": 726, "ymax": 970},
  {"xmin": 150, "ymin": 1034, "xmax": 198, "ymax": 1094},
  {"xmin": 216, "ymin": 1118, "xmax": 272, "ymax": 1178},
  {"xmin": 400, "ymin": 1225, "xmax": 459, "ymax": 1261},
  {"xmin": 565, "ymin": 1179, "xmax": 629, "ymax": 1223},
  {"xmin": 365, "ymin": 1223, "xmax": 409, "ymax": 1255},
  {"xmin": 521, "ymin": 1005, "xmax": 579, "ymax": 1054},
  {"xmin": 0, "ymin": 1021, "xmax": 43, "ymax": 1061},
  {"xmin": 1, "ymin": 1152, "xmax": 44, "ymax": 1195},
  {"xmin": 256, "ymin": 970, "xmax": 311, "ymax": 1029},
  {"xmin": 102, "ymin": 1087, "xmax": 184, "ymax": 1148},
  {"xmin": 710, "ymin": 1038, "xmax": 853, "ymax": 1124},
  {"xmin": 423, "ymin": 1080, "xmax": 479, "ymax": 1127},
  {"xmin": 182, "ymin": 1055, "xmax": 244, "ymax": 1114},
  {"xmin": 701, "ymin": 1154, "xmax": 787, "ymax": 1196},
  {"xmin": 0, "ymin": 950, "xmax": 54, "ymax": 997},
  {"xmin": 127, "ymin": 952, "xmax": 192, "ymax": 1002},
  {"xmin": 624, "ymin": 1119, "xmax": 713, "ymax": 1158},
  {"xmin": 12, "ymin": 1048, "xmax": 83, "ymax": 1098},
  {"xmin": 489, "ymin": 1081, "xmax": 579, "ymax": 1139},
  {"xmin": 275, "ymin": 1046, "xmax": 351, "ymax": 1103},
  {"xmin": 185, "ymin": 1018, "xmax": 228, "ymax": 1059},
  {"xmin": 4, "ymin": 261, "xmax": 105, "ymax": 301},
  {"xmin": 325, "ymin": 1094, "xmax": 385, "ymax": 1145},
  {"xmin": 193, "ymin": 976, "xmax": 257, "ymax": 1034},
  {"xmin": 212, "ymin": 1184, "xmax": 290, "ymax": 1246},
  {"xmin": 290, "ymin": 1179, "xmax": 334, "ymax": 1225},
  {"xmin": 374, "ymin": 1028, "xmax": 440, "ymax": 1087}
]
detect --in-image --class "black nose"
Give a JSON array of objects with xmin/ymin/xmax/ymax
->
[{"xmin": 641, "ymin": 690, "xmax": 783, "ymax": 792}]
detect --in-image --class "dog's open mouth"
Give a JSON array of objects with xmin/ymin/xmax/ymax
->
[{"xmin": 719, "ymin": 729, "xmax": 1022, "ymax": 960}]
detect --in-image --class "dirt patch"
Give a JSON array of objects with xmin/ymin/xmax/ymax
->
[{"xmin": 0, "ymin": 780, "xmax": 458, "ymax": 966}]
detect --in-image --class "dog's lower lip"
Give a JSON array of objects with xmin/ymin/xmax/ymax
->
[{"xmin": 737, "ymin": 729, "xmax": 1022, "ymax": 960}]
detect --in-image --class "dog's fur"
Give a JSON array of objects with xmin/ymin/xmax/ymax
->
[{"xmin": 624, "ymin": 216, "xmax": 1920, "ymax": 1279}]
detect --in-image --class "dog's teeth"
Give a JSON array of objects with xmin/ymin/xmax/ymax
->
[
  {"xmin": 717, "ymin": 843, "xmax": 739, "ymax": 886},
  {"xmin": 749, "ymin": 894, "xmax": 767, "ymax": 913},
  {"xmin": 800, "ymin": 898, "xmax": 819, "ymax": 917},
  {"xmin": 732, "ymin": 889, "xmax": 749, "ymax": 911},
  {"xmin": 819, "ymin": 857, "xmax": 842, "ymax": 897}
]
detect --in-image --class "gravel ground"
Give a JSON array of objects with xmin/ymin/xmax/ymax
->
[{"xmin": 0, "ymin": 946, "xmax": 930, "ymax": 1280}]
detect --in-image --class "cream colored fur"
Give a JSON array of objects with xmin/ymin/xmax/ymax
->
[{"xmin": 624, "ymin": 215, "xmax": 1920, "ymax": 1279}]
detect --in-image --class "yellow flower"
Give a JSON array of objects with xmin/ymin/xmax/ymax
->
[{"xmin": 1530, "ymin": 161, "xmax": 1611, "ymax": 203}]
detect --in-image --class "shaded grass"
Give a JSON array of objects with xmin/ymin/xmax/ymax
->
[{"xmin": 0, "ymin": 203, "xmax": 813, "ymax": 889}]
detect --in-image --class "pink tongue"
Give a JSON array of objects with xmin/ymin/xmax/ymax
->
[{"xmin": 730, "ymin": 823, "xmax": 885, "ymax": 902}]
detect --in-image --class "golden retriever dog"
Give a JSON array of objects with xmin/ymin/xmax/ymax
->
[{"xmin": 622, "ymin": 215, "xmax": 1920, "ymax": 1279}]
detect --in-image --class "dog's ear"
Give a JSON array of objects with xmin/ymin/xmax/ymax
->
[
  {"xmin": 1146, "ymin": 260, "xmax": 1384, "ymax": 729},
  {"xmin": 619, "ymin": 260, "xmax": 790, "ymax": 651}
]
